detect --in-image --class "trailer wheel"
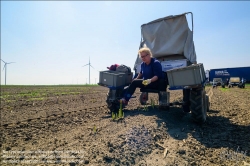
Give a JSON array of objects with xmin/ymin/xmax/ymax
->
[
  {"xmin": 190, "ymin": 87, "xmax": 207, "ymax": 123},
  {"xmin": 182, "ymin": 89, "xmax": 190, "ymax": 112},
  {"xmin": 205, "ymin": 94, "xmax": 210, "ymax": 112},
  {"xmin": 139, "ymin": 92, "xmax": 148, "ymax": 105}
]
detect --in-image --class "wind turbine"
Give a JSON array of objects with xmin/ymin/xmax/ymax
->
[
  {"xmin": 1, "ymin": 59, "xmax": 15, "ymax": 85},
  {"xmin": 82, "ymin": 57, "xmax": 94, "ymax": 84}
]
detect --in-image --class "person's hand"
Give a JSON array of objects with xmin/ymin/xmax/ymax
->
[{"xmin": 142, "ymin": 79, "xmax": 151, "ymax": 86}]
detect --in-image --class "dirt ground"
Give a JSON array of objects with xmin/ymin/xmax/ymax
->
[{"xmin": 1, "ymin": 85, "xmax": 250, "ymax": 166}]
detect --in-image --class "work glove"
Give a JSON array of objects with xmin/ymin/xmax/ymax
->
[{"xmin": 142, "ymin": 79, "xmax": 151, "ymax": 86}]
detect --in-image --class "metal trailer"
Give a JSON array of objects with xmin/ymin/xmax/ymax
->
[
  {"xmin": 209, "ymin": 67, "xmax": 250, "ymax": 83},
  {"xmin": 99, "ymin": 12, "xmax": 209, "ymax": 124},
  {"xmin": 228, "ymin": 77, "xmax": 246, "ymax": 88}
]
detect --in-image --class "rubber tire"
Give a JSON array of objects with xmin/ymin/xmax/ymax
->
[
  {"xmin": 205, "ymin": 94, "xmax": 210, "ymax": 112},
  {"xmin": 190, "ymin": 88, "xmax": 207, "ymax": 124},
  {"xmin": 140, "ymin": 92, "xmax": 148, "ymax": 105},
  {"xmin": 182, "ymin": 89, "xmax": 190, "ymax": 112}
]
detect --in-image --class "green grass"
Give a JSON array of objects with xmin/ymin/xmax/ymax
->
[
  {"xmin": 220, "ymin": 88, "xmax": 230, "ymax": 92},
  {"xmin": 6, "ymin": 99, "xmax": 16, "ymax": 103},
  {"xmin": 0, "ymin": 84, "xmax": 99, "ymax": 100},
  {"xmin": 219, "ymin": 83, "xmax": 250, "ymax": 91},
  {"xmin": 0, "ymin": 84, "xmax": 99, "ymax": 88},
  {"xmin": 245, "ymin": 83, "xmax": 250, "ymax": 87},
  {"xmin": 28, "ymin": 97, "xmax": 45, "ymax": 101}
]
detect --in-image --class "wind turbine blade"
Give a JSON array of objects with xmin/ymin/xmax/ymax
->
[
  {"xmin": 1, "ymin": 59, "xmax": 6, "ymax": 63},
  {"xmin": 82, "ymin": 64, "xmax": 89, "ymax": 67},
  {"xmin": 2, "ymin": 64, "xmax": 6, "ymax": 71},
  {"xmin": 7, "ymin": 62, "xmax": 15, "ymax": 64},
  {"xmin": 90, "ymin": 65, "xmax": 94, "ymax": 69}
]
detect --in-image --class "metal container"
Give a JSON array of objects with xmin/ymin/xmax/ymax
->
[
  {"xmin": 167, "ymin": 63, "xmax": 206, "ymax": 87},
  {"xmin": 229, "ymin": 77, "xmax": 240, "ymax": 83}
]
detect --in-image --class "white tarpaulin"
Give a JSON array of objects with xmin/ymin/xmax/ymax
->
[
  {"xmin": 134, "ymin": 13, "xmax": 197, "ymax": 73},
  {"xmin": 161, "ymin": 59, "xmax": 188, "ymax": 72}
]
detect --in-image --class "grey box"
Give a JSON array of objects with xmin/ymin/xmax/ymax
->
[
  {"xmin": 167, "ymin": 63, "xmax": 206, "ymax": 87},
  {"xmin": 99, "ymin": 70, "xmax": 127, "ymax": 87}
]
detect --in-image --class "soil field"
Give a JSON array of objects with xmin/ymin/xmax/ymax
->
[{"xmin": 1, "ymin": 85, "xmax": 250, "ymax": 166}]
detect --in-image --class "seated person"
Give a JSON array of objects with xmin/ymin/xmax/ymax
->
[{"xmin": 121, "ymin": 47, "xmax": 166, "ymax": 105}]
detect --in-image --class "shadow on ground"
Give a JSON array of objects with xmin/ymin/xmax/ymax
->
[{"xmin": 123, "ymin": 106, "xmax": 250, "ymax": 157}]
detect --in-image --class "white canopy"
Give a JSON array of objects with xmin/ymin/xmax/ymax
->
[{"xmin": 134, "ymin": 12, "xmax": 197, "ymax": 72}]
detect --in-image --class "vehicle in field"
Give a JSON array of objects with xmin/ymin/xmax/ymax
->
[
  {"xmin": 208, "ymin": 67, "xmax": 250, "ymax": 83},
  {"xmin": 228, "ymin": 77, "xmax": 245, "ymax": 88},
  {"xmin": 98, "ymin": 12, "xmax": 209, "ymax": 123},
  {"xmin": 238, "ymin": 79, "xmax": 246, "ymax": 88},
  {"xmin": 212, "ymin": 78, "xmax": 223, "ymax": 88}
]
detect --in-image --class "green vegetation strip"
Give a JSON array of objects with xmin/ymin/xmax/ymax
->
[
  {"xmin": 245, "ymin": 83, "xmax": 250, "ymax": 87},
  {"xmin": 220, "ymin": 88, "xmax": 230, "ymax": 92},
  {"xmin": 0, "ymin": 85, "xmax": 99, "ymax": 100}
]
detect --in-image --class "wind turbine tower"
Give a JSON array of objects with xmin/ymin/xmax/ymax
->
[
  {"xmin": 82, "ymin": 57, "xmax": 94, "ymax": 84},
  {"xmin": 1, "ymin": 59, "xmax": 15, "ymax": 85}
]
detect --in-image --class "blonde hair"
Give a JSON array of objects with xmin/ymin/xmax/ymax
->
[{"xmin": 138, "ymin": 47, "xmax": 153, "ymax": 57}]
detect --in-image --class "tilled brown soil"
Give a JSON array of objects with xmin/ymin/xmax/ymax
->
[{"xmin": 1, "ymin": 85, "xmax": 250, "ymax": 166}]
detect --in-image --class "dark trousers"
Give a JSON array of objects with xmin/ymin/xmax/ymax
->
[{"xmin": 122, "ymin": 79, "xmax": 166, "ymax": 101}]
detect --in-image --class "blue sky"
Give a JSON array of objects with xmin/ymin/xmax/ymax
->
[{"xmin": 1, "ymin": 1, "xmax": 250, "ymax": 85}]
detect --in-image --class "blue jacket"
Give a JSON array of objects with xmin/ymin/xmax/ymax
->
[{"xmin": 140, "ymin": 58, "xmax": 163, "ymax": 80}]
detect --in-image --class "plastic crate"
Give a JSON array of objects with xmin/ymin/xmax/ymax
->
[
  {"xmin": 99, "ymin": 70, "xmax": 131, "ymax": 87},
  {"xmin": 167, "ymin": 63, "xmax": 206, "ymax": 87}
]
